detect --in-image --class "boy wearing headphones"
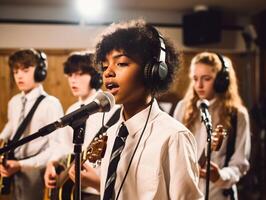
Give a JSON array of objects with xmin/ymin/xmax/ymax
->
[
  {"xmin": 94, "ymin": 19, "xmax": 203, "ymax": 199},
  {"xmin": 0, "ymin": 49, "xmax": 64, "ymax": 200},
  {"xmin": 44, "ymin": 52, "xmax": 120, "ymax": 200}
]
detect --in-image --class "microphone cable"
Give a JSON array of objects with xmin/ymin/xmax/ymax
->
[{"xmin": 115, "ymin": 97, "xmax": 154, "ymax": 200}]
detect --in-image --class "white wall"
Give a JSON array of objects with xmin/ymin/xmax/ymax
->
[{"xmin": 0, "ymin": 23, "xmax": 246, "ymax": 52}]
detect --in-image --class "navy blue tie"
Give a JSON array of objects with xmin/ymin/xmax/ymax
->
[{"xmin": 103, "ymin": 123, "xmax": 129, "ymax": 200}]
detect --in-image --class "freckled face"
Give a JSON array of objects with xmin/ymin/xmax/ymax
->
[
  {"xmin": 102, "ymin": 50, "xmax": 147, "ymax": 107},
  {"xmin": 191, "ymin": 63, "xmax": 216, "ymax": 100}
]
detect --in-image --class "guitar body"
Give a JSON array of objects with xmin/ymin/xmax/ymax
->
[
  {"xmin": 198, "ymin": 125, "xmax": 227, "ymax": 167},
  {"xmin": 47, "ymin": 179, "xmax": 74, "ymax": 200},
  {"xmin": 44, "ymin": 134, "xmax": 108, "ymax": 200},
  {"xmin": 0, "ymin": 140, "xmax": 13, "ymax": 195},
  {"xmin": 0, "ymin": 175, "xmax": 12, "ymax": 195}
]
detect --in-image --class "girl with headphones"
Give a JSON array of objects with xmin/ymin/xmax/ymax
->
[
  {"xmin": 94, "ymin": 19, "xmax": 203, "ymax": 199},
  {"xmin": 174, "ymin": 52, "xmax": 251, "ymax": 200}
]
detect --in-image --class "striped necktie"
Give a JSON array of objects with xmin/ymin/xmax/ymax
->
[
  {"xmin": 103, "ymin": 123, "xmax": 129, "ymax": 200},
  {"xmin": 18, "ymin": 96, "xmax": 27, "ymax": 124}
]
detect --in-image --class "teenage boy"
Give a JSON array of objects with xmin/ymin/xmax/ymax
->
[
  {"xmin": 44, "ymin": 52, "xmax": 120, "ymax": 200},
  {"xmin": 0, "ymin": 49, "xmax": 64, "ymax": 200},
  {"xmin": 95, "ymin": 19, "xmax": 203, "ymax": 199}
]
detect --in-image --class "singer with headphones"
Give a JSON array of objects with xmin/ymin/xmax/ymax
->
[
  {"xmin": 0, "ymin": 48, "xmax": 64, "ymax": 200},
  {"xmin": 174, "ymin": 52, "xmax": 251, "ymax": 200},
  {"xmin": 44, "ymin": 52, "xmax": 121, "ymax": 200},
  {"xmin": 93, "ymin": 19, "xmax": 203, "ymax": 200}
]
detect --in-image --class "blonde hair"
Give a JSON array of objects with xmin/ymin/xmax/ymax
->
[{"xmin": 182, "ymin": 52, "xmax": 243, "ymax": 131}]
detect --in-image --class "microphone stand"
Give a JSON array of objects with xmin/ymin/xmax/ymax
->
[
  {"xmin": 198, "ymin": 99, "xmax": 213, "ymax": 200},
  {"xmin": 204, "ymin": 123, "xmax": 212, "ymax": 200},
  {"xmin": 0, "ymin": 118, "xmax": 87, "ymax": 200},
  {"xmin": 70, "ymin": 119, "xmax": 86, "ymax": 200},
  {"xmin": 0, "ymin": 122, "xmax": 59, "ymax": 155}
]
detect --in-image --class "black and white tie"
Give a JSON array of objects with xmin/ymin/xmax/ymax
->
[
  {"xmin": 103, "ymin": 123, "xmax": 129, "ymax": 200},
  {"xmin": 18, "ymin": 96, "xmax": 27, "ymax": 124}
]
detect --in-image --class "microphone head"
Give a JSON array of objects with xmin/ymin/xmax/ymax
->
[
  {"xmin": 196, "ymin": 99, "xmax": 210, "ymax": 109},
  {"xmin": 94, "ymin": 91, "xmax": 115, "ymax": 112}
]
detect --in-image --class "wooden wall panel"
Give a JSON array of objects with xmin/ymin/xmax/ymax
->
[
  {"xmin": 0, "ymin": 49, "xmax": 81, "ymax": 130},
  {"xmin": 0, "ymin": 49, "xmax": 258, "ymax": 131}
]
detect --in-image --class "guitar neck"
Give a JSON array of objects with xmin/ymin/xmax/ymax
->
[{"xmin": 0, "ymin": 142, "xmax": 9, "ymax": 168}]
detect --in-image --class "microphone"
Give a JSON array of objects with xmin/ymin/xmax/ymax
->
[
  {"xmin": 38, "ymin": 91, "xmax": 115, "ymax": 135},
  {"xmin": 196, "ymin": 99, "xmax": 212, "ymax": 132}
]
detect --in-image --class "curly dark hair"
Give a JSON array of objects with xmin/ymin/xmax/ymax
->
[{"xmin": 95, "ymin": 19, "xmax": 179, "ymax": 94}]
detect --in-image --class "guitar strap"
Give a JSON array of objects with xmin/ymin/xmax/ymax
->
[
  {"xmin": 95, "ymin": 106, "xmax": 122, "ymax": 138},
  {"xmin": 223, "ymin": 109, "xmax": 238, "ymax": 200},
  {"xmin": 9, "ymin": 95, "xmax": 46, "ymax": 158}
]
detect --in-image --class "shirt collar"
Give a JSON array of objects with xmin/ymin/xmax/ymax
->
[
  {"xmin": 119, "ymin": 99, "xmax": 161, "ymax": 137},
  {"xmin": 21, "ymin": 85, "xmax": 45, "ymax": 102},
  {"xmin": 78, "ymin": 90, "xmax": 100, "ymax": 106},
  {"xmin": 209, "ymin": 97, "xmax": 217, "ymax": 105}
]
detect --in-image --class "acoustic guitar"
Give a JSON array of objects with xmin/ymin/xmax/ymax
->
[
  {"xmin": 198, "ymin": 124, "xmax": 227, "ymax": 167},
  {"xmin": 0, "ymin": 139, "xmax": 13, "ymax": 195},
  {"xmin": 44, "ymin": 134, "xmax": 108, "ymax": 200}
]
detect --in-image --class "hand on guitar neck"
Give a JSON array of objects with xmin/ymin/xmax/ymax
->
[{"xmin": 198, "ymin": 125, "xmax": 227, "ymax": 183}]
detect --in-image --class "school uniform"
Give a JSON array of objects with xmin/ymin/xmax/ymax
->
[
  {"xmin": 50, "ymin": 91, "xmax": 121, "ymax": 199},
  {"xmin": 0, "ymin": 85, "xmax": 64, "ymax": 200},
  {"xmin": 100, "ymin": 99, "xmax": 203, "ymax": 200},
  {"xmin": 174, "ymin": 99, "xmax": 251, "ymax": 200}
]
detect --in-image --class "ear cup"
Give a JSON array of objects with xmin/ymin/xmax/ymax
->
[
  {"xmin": 213, "ymin": 53, "xmax": 230, "ymax": 93},
  {"xmin": 143, "ymin": 27, "xmax": 169, "ymax": 91},
  {"xmin": 144, "ymin": 60, "xmax": 168, "ymax": 89},
  {"xmin": 34, "ymin": 51, "xmax": 47, "ymax": 82},
  {"xmin": 90, "ymin": 72, "xmax": 103, "ymax": 90}
]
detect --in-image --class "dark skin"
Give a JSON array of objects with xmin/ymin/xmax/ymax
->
[
  {"xmin": 102, "ymin": 49, "xmax": 152, "ymax": 120},
  {"xmin": 61, "ymin": 49, "xmax": 153, "ymax": 190}
]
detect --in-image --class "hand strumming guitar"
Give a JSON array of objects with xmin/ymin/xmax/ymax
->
[
  {"xmin": 198, "ymin": 125, "xmax": 227, "ymax": 183},
  {"xmin": 0, "ymin": 160, "xmax": 21, "ymax": 177},
  {"xmin": 44, "ymin": 161, "xmax": 61, "ymax": 188}
]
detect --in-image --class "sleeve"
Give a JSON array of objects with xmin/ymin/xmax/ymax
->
[
  {"xmin": 168, "ymin": 130, "xmax": 203, "ymax": 200},
  {"xmin": 173, "ymin": 100, "xmax": 185, "ymax": 122},
  {"xmin": 18, "ymin": 98, "xmax": 66, "ymax": 169},
  {"xmin": 0, "ymin": 99, "xmax": 14, "ymax": 140},
  {"xmin": 215, "ymin": 108, "xmax": 251, "ymax": 188},
  {"xmin": 47, "ymin": 125, "xmax": 74, "ymax": 162}
]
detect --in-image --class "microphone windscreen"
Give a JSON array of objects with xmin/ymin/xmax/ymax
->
[
  {"xmin": 196, "ymin": 99, "xmax": 210, "ymax": 109},
  {"xmin": 94, "ymin": 91, "xmax": 115, "ymax": 112},
  {"xmin": 103, "ymin": 91, "xmax": 115, "ymax": 108}
]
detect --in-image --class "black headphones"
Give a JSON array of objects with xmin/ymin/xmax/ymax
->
[
  {"xmin": 90, "ymin": 71, "xmax": 103, "ymax": 90},
  {"xmin": 213, "ymin": 53, "xmax": 230, "ymax": 93},
  {"xmin": 34, "ymin": 50, "xmax": 48, "ymax": 82},
  {"xmin": 144, "ymin": 26, "xmax": 169, "ymax": 91}
]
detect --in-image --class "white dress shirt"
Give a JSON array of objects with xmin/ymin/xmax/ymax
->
[
  {"xmin": 0, "ymin": 85, "xmax": 64, "ymax": 170},
  {"xmin": 51, "ymin": 91, "xmax": 121, "ymax": 195},
  {"xmin": 174, "ymin": 99, "xmax": 251, "ymax": 200},
  {"xmin": 0, "ymin": 85, "xmax": 64, "ymax": 200},
  {"xmin": 101, "ymin": 99, "xmax": 203, "ymax": 200}
]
